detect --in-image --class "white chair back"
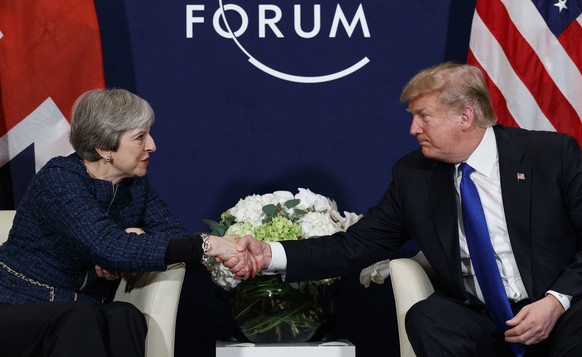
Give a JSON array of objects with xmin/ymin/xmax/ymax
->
[{"xmin": 0, "ymin": 210, "xmax": 17, "ymax": 244}]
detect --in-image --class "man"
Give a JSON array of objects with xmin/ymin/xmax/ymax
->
[{"xmin": 231, "ymin": 63, "xmax": 582, "ymax": 356}]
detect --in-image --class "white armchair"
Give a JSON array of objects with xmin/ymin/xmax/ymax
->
[
  {"xmin": 0, "ymin": 210, "xmax": 185, "ymax": 357},
  {"xmin": 114, "ymin": 263, "xmax": 186, "ymax": 357},
  {"xmin": 0, "ymin": 210, "xmax": 16, "ymax": 242},
  {"xmin": 389, "ymin": 252, "xmax": 435, "ymax": 357}
]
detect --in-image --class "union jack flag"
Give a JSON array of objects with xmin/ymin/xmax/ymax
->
[
  {"xmin": 0, "ymin": 0, "xmax": 105, "ymax": 208},
  {"xmin": 467, "ymin": 0, "xmax": 582, "ymax": 145}
]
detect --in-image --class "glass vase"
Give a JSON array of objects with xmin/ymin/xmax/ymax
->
[{"xmin": 232, "ymin": 275, "xmax": 324, "ymax": 343}]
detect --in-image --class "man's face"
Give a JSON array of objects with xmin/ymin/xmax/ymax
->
[{"xmin": 407, "ymin": 93, "xmax": 465, "ymax": 163}]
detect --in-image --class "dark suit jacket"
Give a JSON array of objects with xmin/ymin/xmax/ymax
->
[{"xmin": 281, "ymin": 125, "xmax": 582, "ymax": 304}]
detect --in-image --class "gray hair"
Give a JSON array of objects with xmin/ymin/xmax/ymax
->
[
  {"xmin": 70, "ymin": 88, "xmax": 155, "ymax": 161},
  {"xmin": 400, "ymin": 63, "xmax": 497, "ymax": 127}
]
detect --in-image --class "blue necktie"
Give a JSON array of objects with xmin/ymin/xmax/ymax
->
[{"xmin": 459, "ymin": 163, "xmax": 524, "ymax": 357}]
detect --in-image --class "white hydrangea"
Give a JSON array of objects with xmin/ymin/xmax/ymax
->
[
  {"xmin": 330, "ymin": 210, "xmax": 364, "ymax": 231},
  {"xmin": 229, "ymin": 194, "xmax": 267, "ymax": 226},
  {"xmin": 295, "ymin": 188, "xmax": 334, "ymax": 212},
  {"xmin": 298, "ymin": 211, "xmax": 342, "ymax": 238}
]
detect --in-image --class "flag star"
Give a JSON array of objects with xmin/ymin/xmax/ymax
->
[{"xmin": 554, "ymin": 0, "xmax": 568, "ymax": 12}]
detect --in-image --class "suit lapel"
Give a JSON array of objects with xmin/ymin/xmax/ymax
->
[
  {"xmin": 495, "ymin": 126, "xmax": 534, "ymax": 295},
  {"xmin": 427, "ymin": 161, "xmax": 465, "ymax": 291}
]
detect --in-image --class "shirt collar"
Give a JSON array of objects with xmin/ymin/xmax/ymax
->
[
  {"xmin": 459, "ymin": 126, "xmax": 497, "ymax": 177},
  {"xmin": 455, "ymin": 127, "xmax": 497, "ymax": 177}
]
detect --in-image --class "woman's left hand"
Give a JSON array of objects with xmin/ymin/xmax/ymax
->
[
  {"xmin": 125, "ymin": 227, "xmax": 145, "ymax": 235},
  {"xmin": 93, "ymin": 227, "xmax": 144, "ymax": 280},
  {"xmin": 95, "ymin": 265, "xmax": 124, "ymax": 280}
]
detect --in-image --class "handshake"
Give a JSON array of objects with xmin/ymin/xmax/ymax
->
[{"xmin": 206, "ymin": 234, "xmax": 273, "ymax": 280}]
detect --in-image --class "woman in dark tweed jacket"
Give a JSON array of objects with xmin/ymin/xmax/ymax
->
[{"xmin": 0, "ymin": 89, "xmax": 252, "ymax": 356}]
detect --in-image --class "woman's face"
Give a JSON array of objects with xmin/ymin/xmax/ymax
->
[{"xmin": 109, "ymin": 127, "xmax": 156, "ymax": 180}]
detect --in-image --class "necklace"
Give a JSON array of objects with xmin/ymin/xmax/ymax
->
[
  {"xmin": 107, "ymin": 183, "xmax": 119, "ymax": 213},
  {"xmin": 82, "ymin": 159, "xmax": 120, "ymax": 213}
]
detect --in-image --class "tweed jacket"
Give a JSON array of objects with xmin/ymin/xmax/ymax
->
[{"xmin": 0, "ymin": 154, "xmax": 188, "ymax": 304}]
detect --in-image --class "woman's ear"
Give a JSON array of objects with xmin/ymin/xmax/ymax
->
[{"xmin": 95, "ymin": 148, "xmax": 112, "ymax": 161}]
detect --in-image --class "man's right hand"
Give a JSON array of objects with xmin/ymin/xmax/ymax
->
[{"xmin": 222, "ymin": 235, "xmax": 272, "ymax": 278}]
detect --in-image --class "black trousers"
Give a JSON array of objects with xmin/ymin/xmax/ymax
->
[
  {"xmin": 0, "ymin": 301, "xmax": 147, "ymax": 357},
  {"xmin": 406, "ymin": 293, "xmax": 582, "ymax": 357}
]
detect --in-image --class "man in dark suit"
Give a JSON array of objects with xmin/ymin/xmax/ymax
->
[{"xmin": 230, "ymin": 63, "xmax": 582, "ymax": 356}]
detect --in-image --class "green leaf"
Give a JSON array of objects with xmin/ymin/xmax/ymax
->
[
  {"xmin": 262, "ymin": 204, "xmax": 277, "ymax": 216},
  {"xmin": 223, "ymin": 214, "xmax": 236, "ymax": 227},
  {"xmin": 284, "ymin": 199, "xmax": 300, "ymax": 209},
  {"xmin": 202, "ymin": 218, "xmax": 227, "ymax": 236},
  {"xmin": 202, "ymin": 218, "xmax": 220, "ymax": 227},
  {"xmin": 293, "ymin": 208, "xmax": 308, "ymax": 217}
]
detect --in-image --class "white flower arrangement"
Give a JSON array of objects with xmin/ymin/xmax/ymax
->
[{"xmin": 204, "ymin": 188, "xmax": 363, "ymax": 290}]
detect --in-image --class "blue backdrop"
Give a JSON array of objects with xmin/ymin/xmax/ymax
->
[{"xmin": 93, "ymin": 1, "xmax": 475, "ymax": 355}]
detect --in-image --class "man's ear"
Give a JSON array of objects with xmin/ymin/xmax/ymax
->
[{"xmin": 460, "ymin": 106, "xmax": 476, "ymax": 130}]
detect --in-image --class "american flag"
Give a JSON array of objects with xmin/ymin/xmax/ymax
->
[
  {"xmin": 467, "ymin": 0, "xmax": 582, "ymax": 145},
  {"xmin": 0, "ymin": 0, "xmax": 105, "ymax": 208}
]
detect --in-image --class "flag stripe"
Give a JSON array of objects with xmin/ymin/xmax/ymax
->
[
  {"xmin": 558, "ymin": 16, "xmax": 582, "ymax": 74},
  {"xmin": 469, "ymin": 11, "xmax": 555, "ymax": 132},
  {"xmin": 0, "ymin": 0, "xmax": 105, "ymax": 171},
  {"xmin": 469, "ymin": 0, "xmax": 582, "ymax": 144},
  {"xmin": 467, "ymin": 50, "xmax": 520, "ymax": 129},
  {"xmin": 501, "ymin": 0, "xmax": 582, "ymax": 122},
  {"xmin": 477, "ymin": 0, "xmax": 581, "ymax": 136}
]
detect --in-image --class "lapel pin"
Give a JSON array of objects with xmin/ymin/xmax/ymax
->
[{"xmin": 517, "ymin": 173, "xmax": 525, "ymax": 181}]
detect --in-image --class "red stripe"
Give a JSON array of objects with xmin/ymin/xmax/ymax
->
[
  {"xmin": 467, "ymin": 50, "xmax": 519, "ymax": 129},
  {"xmin": 558, "ymin": 20, "xmax": 582, "ymax": 75},
  {"xmin": 475, "ymin": 0, "xmax": 582, "ymax": 142},
  {"xmin": 0, "ymin": 1, "xmax": 105, "ymax": 136}
]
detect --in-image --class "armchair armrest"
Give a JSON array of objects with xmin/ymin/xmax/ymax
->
[
  {"xmin": 389, "ymin": 254, "xmax": 434, "ymax": 357},
  {"xmin": 0, "ymin": 210, "xmax": 16, "ymax": 244},
  {"xmin": 114, "ymin": 263, "xmax": 186, "ymax": 357}
]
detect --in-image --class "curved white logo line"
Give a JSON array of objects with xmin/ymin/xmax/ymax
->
[{"xmin": 218, "ymin": 0, "xmax": 370, "ymax": 83}]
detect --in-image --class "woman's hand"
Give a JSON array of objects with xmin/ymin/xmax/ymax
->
[
  {"xmin": 94, "ymin": 227, "xmax": 142, "ymax": 280},
  {"xmin": 125, "ymin": 227, "xmax": 145, "ymax": 235},
  {"xmin": 95, "ymin": 265, "xmax": 124, "ymax": 280},
  {"xmin": 207, "ymin": 235, "xmax": 258, "ymax": 280}
]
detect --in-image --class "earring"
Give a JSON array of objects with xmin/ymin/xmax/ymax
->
[{"xmin": 105, "ymin": 156, "xmax": 112, "ymax": 163}]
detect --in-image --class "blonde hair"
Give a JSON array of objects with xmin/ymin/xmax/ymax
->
[{"xmin": 400, "ymin": 63, "xmax": 497, "ymax": 127}]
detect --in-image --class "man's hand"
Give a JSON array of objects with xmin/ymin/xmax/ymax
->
[
  {"xmin": 222, "ymin": 235, "xmax": 272, "ymax": 275},
  {"xmin": 207, "ymin": 235, "xmax": 258, "ymax": 280},
  {"xmin": 504, "ymin": 294, "xmax": 565, "ymax": 345}
]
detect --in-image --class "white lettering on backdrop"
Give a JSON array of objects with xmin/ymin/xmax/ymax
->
[{"xmin": 185, "ymin": 2, "xmax": 371, "ymax": 83}]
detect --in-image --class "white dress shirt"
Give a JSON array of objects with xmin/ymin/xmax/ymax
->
[
  {"xmin": 460, "ymin": 127, "xmax": 570, "ymax": 310},
  {"xmin": 457, "ymin": 127, "xmax": 528, "ymax": 303}
]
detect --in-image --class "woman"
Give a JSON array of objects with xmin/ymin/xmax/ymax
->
[{"xmin": 0, "ymin": 88, "xmax": 251, "ymax": 356}]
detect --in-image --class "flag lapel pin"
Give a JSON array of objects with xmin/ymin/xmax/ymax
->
[{"xmin": 517, "ymin": 173, "xmax": 525, "ymax": 181}]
